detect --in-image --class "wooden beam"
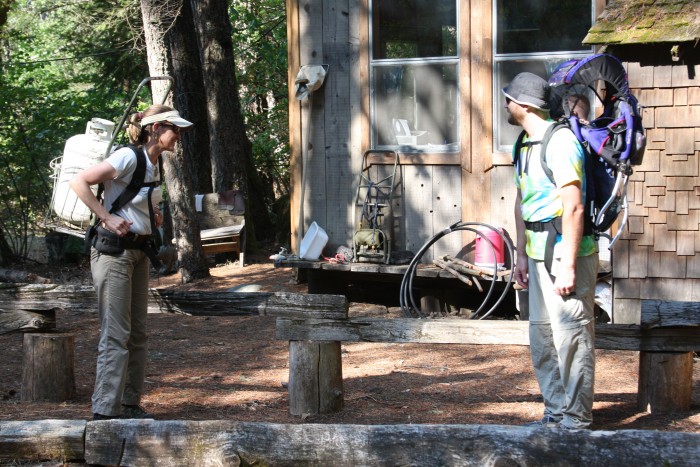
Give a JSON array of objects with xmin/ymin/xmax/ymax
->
[
  {"xmin": 0, "ymin": 284, "xmax": 348, "ymax": 319},
  {"xmin": 149, "ymin": 290, "xmax": 348, "ymax": 318},
  {"xmin": 641, "ymin": 300, "xmax": 700, "ymax": 328},
  {"xmin": 0, "ymin": 308, "xmax": 55, "ymax": 334},
  {"xmin": 81, "ymin": 421, "xmax": 700, "ymax": 467},
  {"xmin": 0, "ymin": 420, "xmax": 85, "ymax": 462},
  {"xmin": 0, "ymin": 284, "xmax": 92, "ymax": 315},
  {"xmin": 275, "ymin": 317, "xmax": 700, "ymax": 352}
]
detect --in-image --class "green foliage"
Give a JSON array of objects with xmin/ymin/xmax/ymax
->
[
  {"xmin": 231, "ymin": 0, "xmax": 290, "ymax": 208},
  {"xmin": 0, "ymin": 0, "xmax": 291, "ymax": 259},
  {"xmin": 0, "ymin": 0, "xmax": 146, "ymax": 259}
]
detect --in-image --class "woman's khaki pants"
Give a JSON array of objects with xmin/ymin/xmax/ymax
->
[{"xmin": 90, "ymin": 248, "xmax": 149, "ymax": 416}]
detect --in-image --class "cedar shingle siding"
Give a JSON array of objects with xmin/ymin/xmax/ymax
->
[{"xmin": 584, "ymin": 0, "xmax": 699, "ymax": 322}]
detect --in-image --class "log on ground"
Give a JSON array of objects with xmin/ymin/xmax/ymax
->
[
  {"xmin": 0, "ymin": 308, "xmax": 56, "ymax": 334},
  {"xmin": 0, "ymin": 284, "xmax": 94, "ymax": 315},
  {"xmin": 82, "ymin": 420, "xmax": 700, "ymax": 467},
  {"xmin": 0, "ymin": 420, "xmax": 86, "ymax": 462}
]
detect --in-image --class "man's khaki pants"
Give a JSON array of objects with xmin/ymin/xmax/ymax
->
[{"xmin": 528, "ymin": 253, "xmax": 598, "ymax": 429}]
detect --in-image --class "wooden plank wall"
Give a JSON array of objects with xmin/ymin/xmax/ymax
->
[
  {"xmin": 291, "ymin": 0, "xmax": 465, "ymax": 262},
  {"xmin": 612, "ymin": 62, "xmax": 700, "ymax": 323}
]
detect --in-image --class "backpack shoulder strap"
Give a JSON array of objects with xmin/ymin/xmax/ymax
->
[
  {"xmin": 538, "ymin": 120, "xmax": 570, "ymax": 186},
  {"xmin": 513, "ymin": 130, "xmax": 534, "ymax": 178},
  {"xmin": 109, "ymin": 145, "xmax": 160, "ymax": 214}
]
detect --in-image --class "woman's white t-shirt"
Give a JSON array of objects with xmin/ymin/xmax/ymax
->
[{"xmin": 103, "ymin": 147, "xmax": 162, "ymax": 235}]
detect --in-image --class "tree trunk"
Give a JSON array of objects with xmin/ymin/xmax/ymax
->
[
  {"xmin": 0, "ymin": 225, "xmax": 15, "ymax": 266},
  {"xmin": 168, "ymin": 1, "xmax": 212, "ymax": 194},
  {"xmin": 141, "ymin": 0, "xmax": 210, "ymax": 283},
  {"xmin": 188, "ymin": 0, "xmax": 247, "ymax": 193},
  {"xmin": 189, "ymin": 0, "xmax": 273, "ymax": 245}
]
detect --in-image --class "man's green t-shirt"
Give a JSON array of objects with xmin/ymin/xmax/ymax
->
[{"xmin": 514, "ymin": 122, "xmax": 596, "ymax": 261}]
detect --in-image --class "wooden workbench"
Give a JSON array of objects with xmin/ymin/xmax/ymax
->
[{"xmin": 274, "ymin": 259, "xmax": 516, "ymax": 317}]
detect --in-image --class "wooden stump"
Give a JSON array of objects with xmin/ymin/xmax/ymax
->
[
  {"xmin": 288, "ymin": 340, "xmax": 343, "ymax": 415},
  {"xmin": 637, "ymin": 351, "xmax": 693, "ymax": 413},
  {"xmin": 21, "ymin": 333, "xmax": 75, "ymax": 402}
]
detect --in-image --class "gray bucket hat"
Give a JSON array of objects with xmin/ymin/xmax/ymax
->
[{"xmin": 502, "ymin": 72, "xmax": 551, "ymax": 111}]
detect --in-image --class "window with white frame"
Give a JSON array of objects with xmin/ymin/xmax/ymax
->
[
  {"xmin": 370, "ymin": 1, "xmax": 459, "ymax": 153},
  {"xmin": 493, "ymin": 0, "xmax": 594, "ymax": 152}
]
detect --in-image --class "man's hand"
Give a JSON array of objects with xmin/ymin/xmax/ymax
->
[
  {"xmin": 554, "ymin": 262, "xmax": 576, "ymax": 296},
  {"xmin": 514, "ymin": 253, "xmax": 529, "ymax": 289}
]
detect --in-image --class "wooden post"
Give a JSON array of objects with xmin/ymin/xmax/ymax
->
[
  {"xmin": 637, "ymin": 351, "xmax": 693, "ymax": 413},
  {"xmin": 21, "ymin": 333, "xmax": 75, "ymax": 402},
  {"xmin": 288, "ymin": 340, "xmax": 343, "ymax": 415},
  {"xmin": 420, "ymin": 290, "xmax": 443, "ymax": 315}
]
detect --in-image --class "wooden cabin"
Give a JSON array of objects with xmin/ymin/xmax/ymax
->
[
  {"xmin": 582, "ymin": 0, "xmax": 699, "ymax": 323},
  {"xmin": 285, "ymin": 0, "xmax": 699, "ymax": 319}
]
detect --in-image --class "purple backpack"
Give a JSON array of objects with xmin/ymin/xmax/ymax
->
[{"xmin": 548, "ymin": 53, "xmax": 646, "ymax": 248}]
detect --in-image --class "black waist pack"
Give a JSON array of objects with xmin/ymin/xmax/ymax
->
[{"xmin": 91, "ymin": 226, "xmax": 125, "ymax": 255}]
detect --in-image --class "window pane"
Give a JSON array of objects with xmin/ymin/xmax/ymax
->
[
  {"xmin": 496, "ymin": 0, "xmax": 591, "ymax": 54},
  {"xmin": 373, "ymin": 63, "xmax": 459, "ymax": 152},
  {"xmin": 372, "ymin": 0, "xmax": 457, "ymax": 59},
  {"xmin": 494, "ymin": 58, "xmax": 575, "ymax": 151}
]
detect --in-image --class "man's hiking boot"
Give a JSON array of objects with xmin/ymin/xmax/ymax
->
[
  {"xmin": 121, "ymin": 404, "xmax": 154, "ymax": 419},
  {"xmin": 522, "ymin": 415, "xmax": 560, "ymax": 428}
]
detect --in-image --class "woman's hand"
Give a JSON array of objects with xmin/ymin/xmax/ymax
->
[
  {"xmin": 102, "ymin": 214, "xmax": 133, "ymax": 237},
  {"xmin": 153, "ymin": 207, "xmax": 163, "ymax": 228}
]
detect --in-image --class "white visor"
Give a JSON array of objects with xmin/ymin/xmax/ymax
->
[{"xmin": 140, "ymin": 110, "xmax": 193, "ymax": 128}]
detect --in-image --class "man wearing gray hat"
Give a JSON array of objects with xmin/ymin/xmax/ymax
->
[{"xmin": 505, "ymin": 72, "xmax": 598, "ymax": 430}]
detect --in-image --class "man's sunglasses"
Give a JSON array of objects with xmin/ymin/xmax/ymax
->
[{"xmin": 505, "ymin": 97, "xmax": 512, "ymax": 105}]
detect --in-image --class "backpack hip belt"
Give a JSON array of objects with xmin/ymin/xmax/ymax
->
[
  {"xmin": 525, "ymin": 218, "xmax": 561, "ymax": 274},
  {"xmin": 525, "ymin": 216, "xmax": 593, "ymax": 274}
]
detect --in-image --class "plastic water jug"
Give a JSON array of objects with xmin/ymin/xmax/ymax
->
[{"xmin": 51, "ymin": 118, "xmax": 114, "ymax": 226}]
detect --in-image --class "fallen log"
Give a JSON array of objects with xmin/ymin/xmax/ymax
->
[
  {"xmin": 0, "ymin": 308, "xmax": 56, "ymax": 334},
  {"xmin": 0, "ymin": 284, "xmax": 89, "ymax": 333},
  {"xmin": 2, "ymin": 420, "xmax": 700, "ymax": 466},
  {"xmin": 0, "ymin": 283, "xmax": 93, "ymax": 315},
  {"xmin": 0, "ymin": 268, "xmax": 51, "ymax": 284},
  {"xmin": 0, "ymin": 420, "xmax": 85, "ymax": 462},
  {"xmin": 82, "ymin": 421, "xmax": 700, "ymax": 467}
]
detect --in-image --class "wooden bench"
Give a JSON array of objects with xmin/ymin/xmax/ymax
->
[
  {"xmin": 275, "ymin": 299, "xmax": 700, "ymax": 416},
  {"xmin": 196, "ymin": 190, "xmax": 245, "ymax": 267}
]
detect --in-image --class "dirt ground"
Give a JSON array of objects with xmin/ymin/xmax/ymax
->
[{"xmin": 1, "ymin": 252, "xmax": 699, "ymax": 434}]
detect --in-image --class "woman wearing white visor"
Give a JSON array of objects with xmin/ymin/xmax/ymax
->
[{"xmin": 70, "ymin": 104, "xmax": 192, "ymax": 420}]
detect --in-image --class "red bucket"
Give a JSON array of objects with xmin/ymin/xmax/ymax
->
[{"xmin": 474, "ymin": 227, "xmax": 505, "ymax": 268}]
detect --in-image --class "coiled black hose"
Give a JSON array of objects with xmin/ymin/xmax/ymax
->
[{"xmin": 399, "ymin": 221, "xmax": 515, "ymax": 319}]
